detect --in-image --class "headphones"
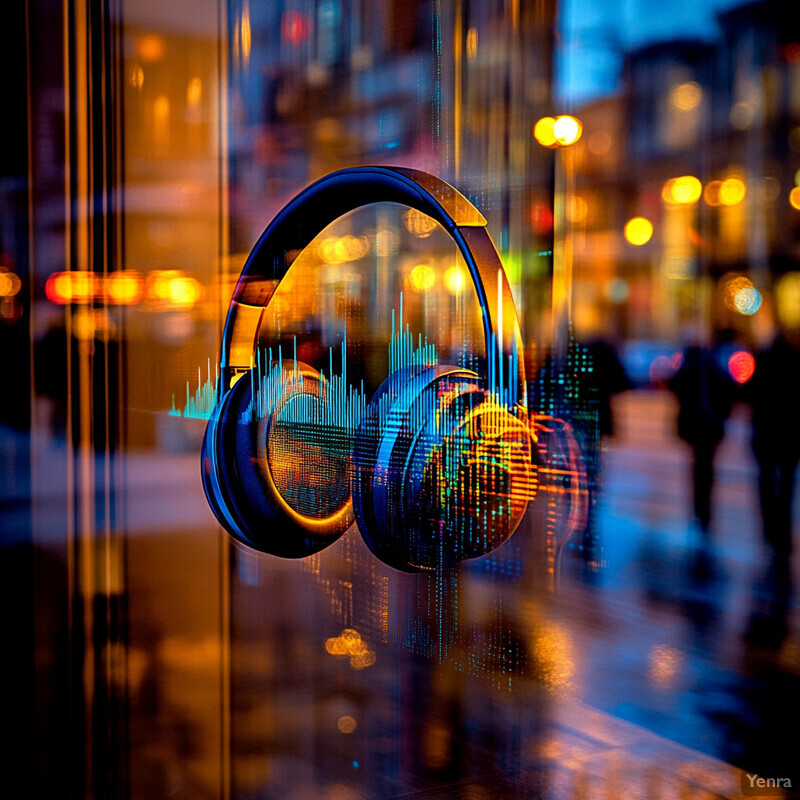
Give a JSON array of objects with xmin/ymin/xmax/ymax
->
[{"xmin": 202, "ymin": 166, "xmax": 536, "ymax": 571}]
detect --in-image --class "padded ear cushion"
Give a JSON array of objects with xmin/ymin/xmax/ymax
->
[
  {"xmin": 353, "ymin": 366, "xmax": 534, "ymax": 571},
  {"xmin": 202, "ymin": 393, "xmax": 244, "ymax": 541},
  {"xmin": 351, "ymin": 364, "xmax": 431, "ymax": 565},
  {"xmin": 203, "ymin": 368, "xmax": 352, "ymax": 558},
  {"xmin": 406, "ymin": 384, "xmax": 534, "ymax": 566}
]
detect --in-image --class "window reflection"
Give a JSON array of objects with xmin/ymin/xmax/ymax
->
[{"xmin": 6, "ymin": 0, "xmax": 800, "ymax": 797}]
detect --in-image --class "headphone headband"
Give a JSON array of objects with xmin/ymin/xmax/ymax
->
[{"xmin": 221, "ymin": 166, "xmax": 526, "ymax": 407}]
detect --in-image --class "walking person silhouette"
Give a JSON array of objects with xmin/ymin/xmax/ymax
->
[
  {"xmin": 669, "ymin": 332, "xmax": 737, "ymax": 538},
  {"xmin": 748, "ymin": 329, "xmax": 800, "ymax": 559}
]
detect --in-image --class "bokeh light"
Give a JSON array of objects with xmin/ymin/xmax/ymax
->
[
  {"xmin": 790, "ymin": 187, "xmax": 800, "ymax": 210},
  {"xmin": 720, "ymin": 273, "xmax": 761, "ymax": 315},
  {"xmin": 45, "ymin": 271, "xmax": 98, "ymax": 304},
  {"xmin": 730, "ymin": 101, "xmax": 755, "ymax": 130},
  {"xmin": 587, "ymin": 130, "xmax": 612, "ymax": 155},
  {"xmin": 553, "ymin": 115, "xmax": 583, "ymax": 146},
  {"xmin": 533, "ymin": 116, "xmax": 557, "ymax": 147},
  {"xmin": 444, "ymin": 265, "xmax": 466, "ymax": 295},
  {"xmin": 373, "ymin": 226, "xmax": 399, "ymax": 257},
  {"xmin": 670, "ymin": 81, "xmax": 702, "ymax": 111},
  {"xmin": 166, "ymin": 276, "xmax": 202, "ymax": 308},
  {"xmin": 137, "ymin": 34, "xmax": 164, "ymax": 62},
  {"xmin": 529, "ymin": 202, "xmax": 554, "ymax": 235},
  {"xmin": 146, "ymin": 270, "xmax": 202, "ymax": 309},
  {"xmin": 624, "ymin": 216, "xmax": 653, "ymax": 245},
  {"xmin": 733, "ymin": 286, "xmax": 762, "ymax": 315},
  {"xmin": 662, "ymin": 176, "xmax": 702, "ymax": 205},
  {"xmin": 281, "ymin": 10, "xmax": 310, "ymax": 45},
  {"xmin": 533, "ymin": 621, "xmax": 576, "ymax": 692},
  {"xmin": 337, "ymin": 716, "xmax": 357, "ymax": 734},
  {"xmin": 781, "ymin": 42, "xmax": 800, "ymax": 64},
  {"xmin": 648, "ymin": 644, "xmax": 683, "ymax": 690},
  {"xmin": 105, "ymin": 271, "xmax": 144, "ymax": 305},
  {"xmin": 130, "ymin": 65, "xmax": 144, "ymax": 89},
  {"xmin": 409, "ymin": 263, "xmax": 436, "ymax": 292},
  {"xmin": 45, "ymin": 272, "xmax": 74, "ymax": 304},
  {"xmin": 73, "ymin": 309, "xmax": 115, "ymax": 341},
  {"xmin": 704, "ymin": 180, "xmax": 723, "ymax": 206},
  {"xmin": 317, "ymin": 235, "xmax": 369, "ymax": 264},
  {"xmin": 649, "ymin": 354, "xmax": 679, "ymax": 384},
  {"xmin": 605, "ymin": 278, "xmax": 629, "ymax": 303},
  {"xmin": 728, "ymin": 350, "xmax": 756, "ymax": 383},
  {"xmin": 0, "ymin": 268, "xmax": 22, "ymax": 298},
  {"xmin": 404, "ymin": 208, "xmax": 437, "ymax": 238},
  {"xmin": 325, "ymin": 629, "xmax": 376, "ymax": 670},
  {"xmin": 760, "ymin": 176, "xmax": 781, "ymax": 204},
  {"xmin": 719, "ymin": 177, "xmax": 746, "ymax": 206},
  {"xmin": 534, "ymin": 115, "xmax": 583, "ymax": 147},
  {"xmin": 466, "ymin": 27, "xmax": 478, "ymax": 59},
  {"xmin": 774, "ymin": 272, "xmax": 800, "ymax": 327},
  {"xmin": 186, "ymin": 77, "xmax": 202, "ymax": 108}
]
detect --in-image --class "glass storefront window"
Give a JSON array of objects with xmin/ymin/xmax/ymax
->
[{"xmin": 5, "ymin": 0, "xmax": 800, "ymax": 797}]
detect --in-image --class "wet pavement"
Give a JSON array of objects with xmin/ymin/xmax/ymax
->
[
  {"xmin": 551, "ymin": 388, "xmax": 800, "ymax": 798},
  {"xmin": 6, "ymin": 388, "xmax": 800, "ymax": 798}
]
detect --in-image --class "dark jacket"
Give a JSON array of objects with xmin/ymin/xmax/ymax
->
[
  {"xmin": 748, "ymin": 336, "xmax": 800, "ymax": 458},
  {"xmin": 669, "ymin": 345, "xmax": 735, "ymax": 447}
]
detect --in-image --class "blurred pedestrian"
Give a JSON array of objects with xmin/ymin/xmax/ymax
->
[
  {"xmin": 668, "ymin": 335, "xmax": 737, "ymax": 536},
  {"xmin": 748, "ymin": 331, "xmax": 800, "ymax": 558},
  {"xmin": 581, "ymin": 337, "xmax": 630, "ymax": 559},
  {"xmin": 583, "ymin": 337, "xmax": 630, "ymax": 440}
]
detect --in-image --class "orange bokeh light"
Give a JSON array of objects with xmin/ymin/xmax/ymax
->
[
  {"xmin": 624, "ymin": 217, "xmax": 653, "ymax": 245},
  {"xmin": 46, "ymin": 270, "xmax": 145, "ymax": 305},
  {"xmin": 105, "ymin": 271, "xmax": 144, "ymax": 305},
  {"xmin": 45, "ymin": 271, "xmax": 98, "ymax": 304},
  {"xmin": 662, "ymin": 176, "xmax": 702, "ymax": 205}
]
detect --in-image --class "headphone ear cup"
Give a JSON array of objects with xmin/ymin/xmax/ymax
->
[
  {"xmin": 409, "ymin": 383, "xmax": 534, "ymax": 565},
  {"xmin": 353, "ymin": 367, "xmax": 534, "ymax": 571},
  {"xmin": 204, "ymin": 368, "xmax": 352, "ymax": 558},
  {"xmin": 351, "ymin": 366, "xmax": 427, "ymax": 569},
  {"xmin": 202, "ymin": 394, "xmax": 242, "ymax": 541}
]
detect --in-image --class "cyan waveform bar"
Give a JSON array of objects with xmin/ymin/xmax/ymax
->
[
  {"xmin": 242, "ymin": 328, "xmax": 367, "ymax": 432},
  {"xmin": 389, "ymin": 292, "xmax": 437, "ymax": 374},
  {"xmin": 171, "ymin": 359, "xmax": 219, "ymax": 419},
  {"xmin": 486, "ymin": 330, "xmax": 520, "ymax": 410}
]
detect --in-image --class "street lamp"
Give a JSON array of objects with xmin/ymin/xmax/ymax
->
[{"xmin": 534, "ymin": 114, "xmax": 583, "ymax": 364}]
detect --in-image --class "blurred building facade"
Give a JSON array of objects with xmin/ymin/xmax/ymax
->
[{"xmin": 570, "ymin": 0, "xmax": 800, "ymax": 357}]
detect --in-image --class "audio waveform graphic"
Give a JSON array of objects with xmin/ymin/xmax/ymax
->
[
  {"xmin": 170, "ymin": 294, "xmax": 449, "ymax": 423},
  {"xmin": 241, "ymin": 329, "xmax": 367, "ymax": 432},
  {"xmin": 389, "ymin": 293, "xmax": 437, "ymax": 374},
  {"xmin": 170, "ymin": 360, "xmax": 220, "ymax": 420},
  {"xmin": 167, "ymin": 293, "xmax": 525, "ymax": 512}
]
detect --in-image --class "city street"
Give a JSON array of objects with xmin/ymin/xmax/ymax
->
[{"xmin": 548, "ymin": 387, "xmax": 799, "ymax": 798}]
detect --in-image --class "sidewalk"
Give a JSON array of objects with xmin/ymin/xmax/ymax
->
[{"xmin": 550, "ymin": 389, "xmax": 800, "ymax": 795}]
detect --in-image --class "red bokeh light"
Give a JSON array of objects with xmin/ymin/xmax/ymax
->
[
  {"xmin": 281, "ymin": 11, "xmax": 310, "ymax": 45},
  {"xmin": 728, "ymin": 350, "xmax": 755, "ymax": 384},
  {"xmin": 529, "ymin": 202, "xmax": 554, "ymax": 235}
]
